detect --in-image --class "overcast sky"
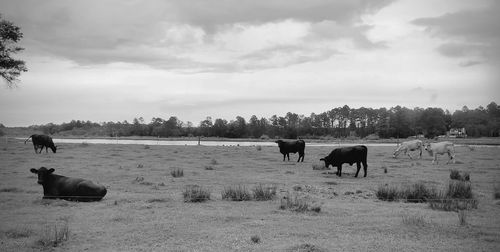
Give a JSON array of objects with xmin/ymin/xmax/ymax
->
[{"xmin": 1, "ymin": 0, "xmax": 499, "ymax": 127}]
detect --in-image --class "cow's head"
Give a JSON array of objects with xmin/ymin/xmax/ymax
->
[
  {"xmin": 30, "ymin": 167, "xmax": 55, "ymax": 185},
  {"xmin": 50, "ymin": 145, "xmax": 57, "ymax": 153},
  {"xmin": 275, "ymin": 140, "xmax": 284, "ymax": 146},
  {"xmin": 319, "ymin": 157, "xmax": 332, "ymax": 168}
]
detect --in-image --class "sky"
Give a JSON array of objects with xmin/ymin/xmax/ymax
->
[{"xmin": 1, "ymin": 0, "xmax": 499, "ymax": 127}]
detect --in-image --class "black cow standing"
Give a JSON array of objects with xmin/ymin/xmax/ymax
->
[
  {"xmin": 30, "ymin": 167, "xmax": 107, "ymax": 202},
  {"xmin": 25, "ymin": 134, "xmax": 57, "ymax": 153},
  {"xmin": 320, "ymin": 145, "xmax": 368, "ymax": 177},
  {"xmin": 275, "ymin": 139, "xmax": 305, "ymax": 162}
]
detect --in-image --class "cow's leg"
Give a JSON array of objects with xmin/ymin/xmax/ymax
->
[
  {"xmin": 297, "ymin": 152, "xmax": 304, "ymax": 162},
  {"xmin": 337, "ymin": 165, "xmax": 342, "ymax": 177},
  {"xmin": 406, "ymin": 150, "xmax": 413, "ymax": 159},
  {"xmin": 355, "ymin": 162, "xmax": 361, "ymax": 177},
  {"xmin": 282, "ymin": 154, "xmax": 286, "ymax": 162},
  {"xmin": 287, "ymin": 153, "xmax": 290, "ymax": 161},
  {"xmin": 33, "ymin": 145, "xmax": 38, "ymax": 153},
  {"xmin": 363, "ymin": 161, "xmax": 368, "ymax": 177},
  {"xmin": 418, "ymin": 149, "xmax": 422, "ymax": 159},
  {"xmin": 432, "ymin": 154, "xmax": 438, "ymax": 164}
]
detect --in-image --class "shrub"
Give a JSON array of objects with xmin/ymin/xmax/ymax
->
[
  {"xmin": 376, "ymin": 185, "xmax": 400, "ymax": 202},
  {"xmin": 183, "ymin": 185, "xmax": 210, "ymax": 203},
  {"xmin": 402, "ymin": 182, "xmax": 437, "ymax": 203},
  {"xmin": 171, "ymin": 168, "xmax": 184, "ymax": 178},
  {"xmin": 36, "ymin": 222, "xmax": 69, "ymax": 248},
  {"xmin": 450, "ymin": 169, "xmax": 470, "ymax": 181},
  {"xmin": 252, "ymin": 184, "xmax": 277, "ymax": 201},
  {"xmin": 429, "ymin": 181, "xmax": 478, "ymax": 211},
  {"xmin": 222, "ymin": 185, "xmax": 252, "ymax": 201},
  {"xmin": 494, "ymin": 184, "xmax": 500, "ymax": 199},
  {"xmin": 250, "ymin": 235, "xmax": 261, "ymax": 243}
]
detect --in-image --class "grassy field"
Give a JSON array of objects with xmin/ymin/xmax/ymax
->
[{"xmin": 0, "ymin": 138, "xmax": 499, "ymax": 251}]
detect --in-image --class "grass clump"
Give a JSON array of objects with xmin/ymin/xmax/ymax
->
[
  {"xmin": 183, "ymin": 185, "xmax": 210, "ymax": 203},
  {"xmin": 222, "ymin": 185, "xmax": 252, "ymax": 201},
  {"xmin": 450, "ymin": 169, "xmax": 470, "ymax": 181},
  {"xmin": 4, "ymin": 227, "xmax": 33, "ymax": 239},
  {"xmin": 171, "ymin": 168, "xmax": 184, "ymax": 178},
  {"xmin": 401, "ymin": 214, "xmax": 426, "ymax": 226},
  {"xmin": 494, "ymin": 184, "xmax": 500, "ymax": 199},
  {"xmin": 402, "ymin": 182, "xmax": 437, "ymax": 203},
  {"xmin": 429, "ymin": 180, "xmax": 478, "ymax": 211},
  {"xmin": 0, "ymin": 187, "xmax": 23, "ymax": 193},
  {"xmin": 376, "ymin": 184, "xmax": 399, "ymax": 202},
  {"xmin": 35, "ymin": 222, "xmax": 69, "ymax": 248},
  {"xmin": 458, "ymin": 210, "xmax": 468, "ymax": 226},
  {"xmin": 279, "ymin": 193, "xmax": 320, "ymax": 213},
  {"xmin": 250, "ymin": 235, "xmax": 261, "ymax": 243},
  {"xmin": 252, "ymin": 184, "xmax": 277, "ymax": 201}
]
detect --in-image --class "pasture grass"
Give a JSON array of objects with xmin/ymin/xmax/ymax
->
[
  {"xmin": 183, "ymin": 185, "xmax": 210, "ymax": 203},
  {"xmin": 221, "ymin": 185, "xmax": 252, "ymax": 201},
  {"xmin": 35, "ymin": 221, "xmax": 69, "ymax": 248},
  {"xmin": 171, "ymin": 168, "xmax": 184, "ymax": 178},
  {"xmin": 252, "ymin": 184, "xmax": 277, "ymax": 201}
]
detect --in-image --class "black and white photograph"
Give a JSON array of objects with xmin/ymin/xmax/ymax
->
[{"xmin": 0, "ymin": 0, "xmax": 499, "ymax": 251}]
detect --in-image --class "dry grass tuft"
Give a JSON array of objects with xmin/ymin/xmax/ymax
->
[
  {"xmin": 312, "ymin": 163, "xmax": 328, "ymax": 170},
  {"xmin": 458, "ymin": 210, "xmax": 468, "ymax": 226},
  {"xmin": 450, "ymin": 169, "xmax": 470, "ymax": 181},
  {"xmin": 222, "ymin": 185, "xmax": 252, "ymax": 201},
  {"xmin": 0, "ymin": 187, "xmax": 23, "ymax": 193},
  {"xmin": 429, "ymin": 180, "xmax": 478, "ymax": 211},
  {"xmin": 183, "ymin": 185, "xmax": 210, "ymax": 203},
  {"xmin": 376, "ymin": 184, "xmax": 399, "ymax": 202},
  {"xmin": 287, "ymin": 243, "xmax": 328, "ymax": 252},
  {"xmin": 250, "ymin": 235, "xmax": 261, "ymax": 243},
  {"xmin": 494, "ymin": 184, "xmax": 500, "ymax": 199},
  {"xmin": 252, "ymin": 184, "xmax": 277, "ymax": 201},
  {"xmin": 4, "ymin": 227, "xmax": 33, "ymax": 239},
  {"xmin": 401, "ymin": 213, "xmax": 426, "ymax": 226},
  {"xmin": 204, "ymin": 165, "xmax": 214, "ymax": 170},
  {"xmin": 35, "ymin": 221, "xmax": 69, "ymax": 248},
  {"xmin": 255, "ymin": 145, "xmax": 262, "ymax": 151},
  {"xmin": 279, "ymin": 193, "xmax": 320, "ymax": 213},
  {"xmin": 171, "ymin": 168, "xmax": 184, "ymax": 178}
]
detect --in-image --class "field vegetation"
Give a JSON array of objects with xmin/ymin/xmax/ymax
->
[{"xmin": 1, "ymin": 138, "xmax": 499, "ymax": 251}]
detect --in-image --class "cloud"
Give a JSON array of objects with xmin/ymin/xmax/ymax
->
[
  {"xmin": 412, "ymin": 1, "xmax": 500, "ymax": 65},
  {"xmin": 1, "ymin": 0, "xmax": 395, "ymax": 71}
]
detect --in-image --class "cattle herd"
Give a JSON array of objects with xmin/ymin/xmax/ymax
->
[{"xmin": 24, "ymin": 135, "xmax": 457, "ymax": 202}]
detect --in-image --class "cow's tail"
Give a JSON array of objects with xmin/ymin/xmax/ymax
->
[{"xmin": 24, "ymin": 135, "xmax": 33, "ymax": 144}]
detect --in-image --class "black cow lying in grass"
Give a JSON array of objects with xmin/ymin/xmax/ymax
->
[
  {"xmin": 320, "ymin": 145, "xmax": 368, "ymax": 177},
  {"xmin": 25, "ymin": 134, "xmax": 57, "ymax": 153},
  {"xmin": 30, "ymin": 167, "xmax": 107, "ymax": 201},
  {"xmin": 275, "ymin": 139, "xmax": 305, "ymax": 162}
]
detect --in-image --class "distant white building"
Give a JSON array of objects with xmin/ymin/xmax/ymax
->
[{"xmin": 448, "ymin": 128, "xmax": 467, "ymax": 138}]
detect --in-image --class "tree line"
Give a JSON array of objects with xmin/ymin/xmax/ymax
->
[{"xmin": 21, "ymin": 102, "xmax": 499, "ymax": 140}]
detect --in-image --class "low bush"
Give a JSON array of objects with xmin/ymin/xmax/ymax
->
[
  {"xmin": 171, "ymin": 168, "xmax": 184, "ymax": 178},
  {"xmin": 36, "ymin": 221, "xmax": 69, "ymax": 248},
  {"xmin": 402, "ymin": 182, "xmax": 437, "ymax": 203},
  {"xmin": 376, "ymin": 185, "xmax": 400, "ymax": 202},
  {"xmin": 222, "ymin": 185, "xmax": 252, "ymax": 201},
  {"xmin": 252, "ymin": 184, "xmax": 277, "ymax": 201},
  {"xmin": 494, "ymin": 184, "xmax": 500, "ymax": 199},
  {"xmin": 183, "ymin": 185, "xmax": 210, "ymax": 203},
  {"xmin": 450, "ymin": 169, "xmax": 470, "ymax": 181},
  {"xmin": 429, "ymin": 181, "xmax": 478, "ymax": 211}
]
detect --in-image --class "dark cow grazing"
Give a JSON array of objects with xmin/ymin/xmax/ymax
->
[
  {"xmin": 320, "ymin": 145, "xmax": 368, "ymax": 177},
  {"xmin": 275, "ymin": 139, "xmax": 305, "ymax": 162},
  {"xmin": 30, "ymin": 167, "xmax": 107, "ymax": 201},
  {"xmin": 25, "ymin": 134, "xmax": 57, "ymax": 153}
]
